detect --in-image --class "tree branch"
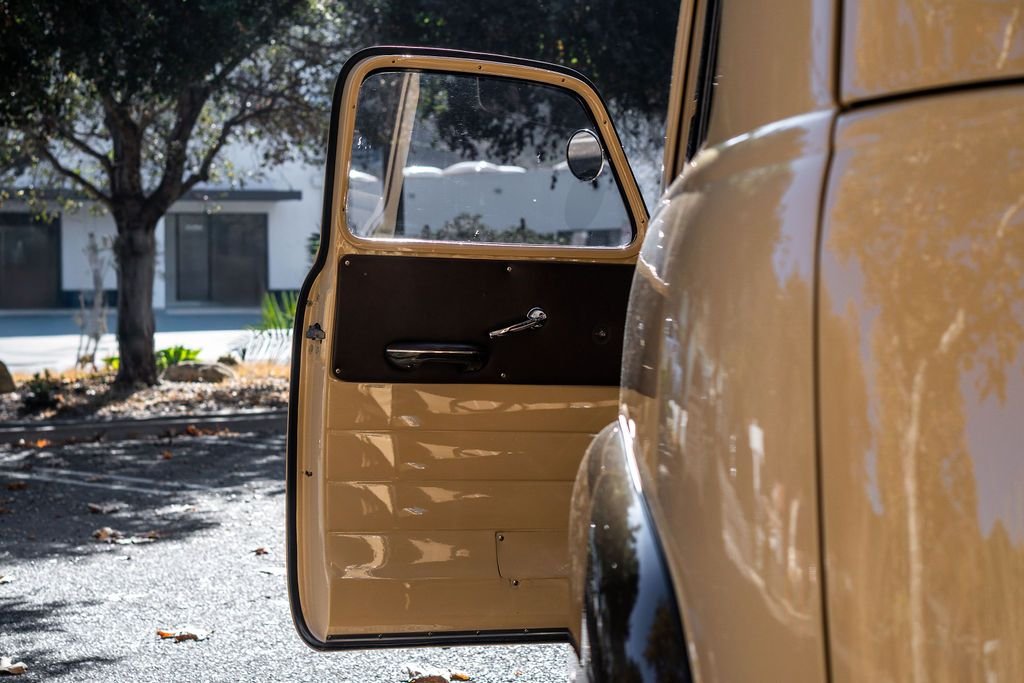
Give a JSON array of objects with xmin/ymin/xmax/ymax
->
[
  {"xmin": 207, "ymin": 53, "xmax": 248, "ymax": 90},
  {"xmin": 145, "ymin": 85, "xmax": 211, "ymax": 212},
  {"xmin": 55, "ymin": 124, "xmax": 112, "ymax": 171},
  {"xmin": 35, "ymin": 142, "xmax": 112, "ymax": 205},
  {"xmin": 180, "ymin": 105, "xmax": 271, "ymax": 193}
]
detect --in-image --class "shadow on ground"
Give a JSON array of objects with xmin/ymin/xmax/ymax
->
[
  {"xmin": 0, "ymin": 597, "xmax": 122, "ymax": 678},
  {"xmin": 0, "ymin": 431, "xmax": 285, "ymax": 562}
]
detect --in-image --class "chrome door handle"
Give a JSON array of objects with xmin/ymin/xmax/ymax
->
[
  {"xmin": 385, "ymin": 342, "xmax": 485, "ymax": 372},
  {"xmin": 489, "ymin": 307, "xmax": 548, "ymax": 339}
]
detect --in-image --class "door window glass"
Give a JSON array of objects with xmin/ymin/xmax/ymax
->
[{"xmin": 346, "ymin": 71, "xmax": 633, "ymax": 248}]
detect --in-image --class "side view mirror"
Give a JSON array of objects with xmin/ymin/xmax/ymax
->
[{"xmin": 566, "ymin": 129, "xmax": 604, "ymax": 182}]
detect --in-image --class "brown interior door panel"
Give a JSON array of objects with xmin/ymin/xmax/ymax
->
[{"xmin": 333, "ymin": 255, "xmax": 634, "ymax": 385}]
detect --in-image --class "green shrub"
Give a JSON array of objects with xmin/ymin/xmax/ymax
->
[
  {"xmin": 256, "ymin": 291, "xmax": 298, "ymax": 330},
  {"xmin": 21, "ymin": 370, "xmax": 64, "ymax": 412},
  {"xmin": 102, "ymin": 346, "xmax": 201, "ymax": 373},
  {"xmin": 307, "ymin": 232, "xmax": 320, "ymax": 264},
  {"xmin": 155, "ymin": 345, "xmax": 201, "ymax": 371},
  {"xmin": 245, "ymin": 291, "xmax": 298, "ymax": 359}
]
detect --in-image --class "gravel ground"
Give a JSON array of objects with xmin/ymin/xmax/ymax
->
[
  {"xmin": 0, "ymin": 371, "xmax": 288, "ymax": 424},
  {"xmin": 0, "ymin": 431, "xmax": 571, "ymax": 682}
]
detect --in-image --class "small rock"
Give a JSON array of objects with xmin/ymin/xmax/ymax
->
[
  {"xmin": 161, "ymin": 362, "xmax": 236, "ymax": 384},
  {"xmin": 0, "ymin": 575, "xmax": 13, "ymax": 585},
  {"xmin": 0, "ymin": 362, "xmax": 14, "ymax": 394}
]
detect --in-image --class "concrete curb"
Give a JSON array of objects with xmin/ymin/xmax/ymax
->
[{"xmin": 0, "ymin": 410, "xmax": 287, "ymax": 444}]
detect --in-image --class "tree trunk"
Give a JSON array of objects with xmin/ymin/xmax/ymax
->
[{"xmin": 113, "ymin": 218, "xmax": 158, "ymax": 387}]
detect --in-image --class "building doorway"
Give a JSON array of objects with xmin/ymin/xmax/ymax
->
[
  {"xmin": 170, "ymin": 213, "xmax": 267, "ymax": 306},
  {"xmin": 0, "ymin": 213, "xmax": 60, "ymax": 309}
]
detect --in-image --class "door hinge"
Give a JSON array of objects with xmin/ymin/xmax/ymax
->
[{"xmin": 305, "ymin": 323, "xmax": 325, "ymax": 342}]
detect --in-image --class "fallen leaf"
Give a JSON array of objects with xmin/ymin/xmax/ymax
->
[
  {"xmin": 402, "ymin": 663, "xmax": 450, "ymax": 683},
  {"xmin": 87, "ymin": 501, "xmax": 122, "ymax": 514},
  {"xmin": 0, "ymin": 575, "xmax": 12, "ymax": 585},
  {"xmin": 0, "ymin": 656, "xmax": 27, "ymax": 675},
  {"xmin": 160, "ymin": 450, "xmax": 173, "ymax": 460},
  {"xmin": 92, "ymin": 526, "xmax": 123, "ymax": 542},
  {"xmin": 157, "ymin": 626, "xmax": 210, "ymax": 642},
  {"xmin": 33, "ymin": 439, "xmax": 50, "ymax": 448},
  {"xmin": 252, "ymin": 547, "xmax": 269, "ymax": 556},
  {"xmin": 451, "ymin": 671, "xmax": 471, "ymax": 681},
  {"xmin": 0, "ymin": 508, "xmax": 13, "ymax": 515},
  {"xmin": 4, "ymin": 482, "xmax": 26, "ymax": 492}
]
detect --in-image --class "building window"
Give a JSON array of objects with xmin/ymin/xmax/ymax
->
[
  {"xmin": 0, "ymin": 212, "xmax": 60, "ymax": 309},
  {"xmin": 168, "ymin": 213, "xmax": 267, "ymax": 306}
]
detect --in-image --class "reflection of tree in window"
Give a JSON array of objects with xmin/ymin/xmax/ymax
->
[
  {"xmin": 415, "ymin": 73, "xmax": 592, "ymax": 165},
  {"xmin": 419, "ymin": 213, "xmax": 562, "ymax": 244}
]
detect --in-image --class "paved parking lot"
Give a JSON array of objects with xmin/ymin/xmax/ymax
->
[{"xmin": 0, "ymin": 431, "xmax": 570, "ymax": 682}]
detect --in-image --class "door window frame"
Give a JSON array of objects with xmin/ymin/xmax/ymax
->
[
  {"xmin": 664, "ymin": 0, "xmax": 724, "ymax": 179},
  {"xmin": 329, "ymin": 50, "xmax": 649, "ymax": 262}
]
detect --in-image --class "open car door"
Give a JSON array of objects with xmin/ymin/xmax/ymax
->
[{"xmin": 288, "ymin": 46, "xmax": 647, "ymax": 648}]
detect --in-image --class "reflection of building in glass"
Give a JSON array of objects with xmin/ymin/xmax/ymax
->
[
  {"xmin": 347, "ymin": 70, "xmax": 636, "ymax": 247},
  {"xmin": 347, "ymin": 161, "xmax": 632, "ymax": 247}
]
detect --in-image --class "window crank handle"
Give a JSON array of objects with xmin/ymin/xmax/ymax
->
[{"xmin": 489, "ymin": 307, "xmax": 548, "ymax": 339}]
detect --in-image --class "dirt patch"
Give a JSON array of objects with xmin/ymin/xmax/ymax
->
[{"xmin": 1, "ymin": 363, "xmax": 288, "ymax": 423}]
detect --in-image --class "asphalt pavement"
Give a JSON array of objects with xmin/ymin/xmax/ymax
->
[{"xmin": 0, "ymin": 430, "xmax": 570, "ymax": 682}]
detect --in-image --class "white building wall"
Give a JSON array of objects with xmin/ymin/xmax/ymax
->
[
  {"xmin": 266, "ymin": 161, "xmax": 324, "ymax": 291},
  {"xmin": 1, "ymin": 140, "xmax": 324, "ymax": 311},
  {"xmin": 153, "ymin": 217, "xmax": 166, "ymax": 307},
  {"xmin": 59, "ymin": 210, "xmax": 118, "ymax": 292},
  {"xmin": 166, "ymin": 155, "xmax": 324, "ymax": 299}
]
